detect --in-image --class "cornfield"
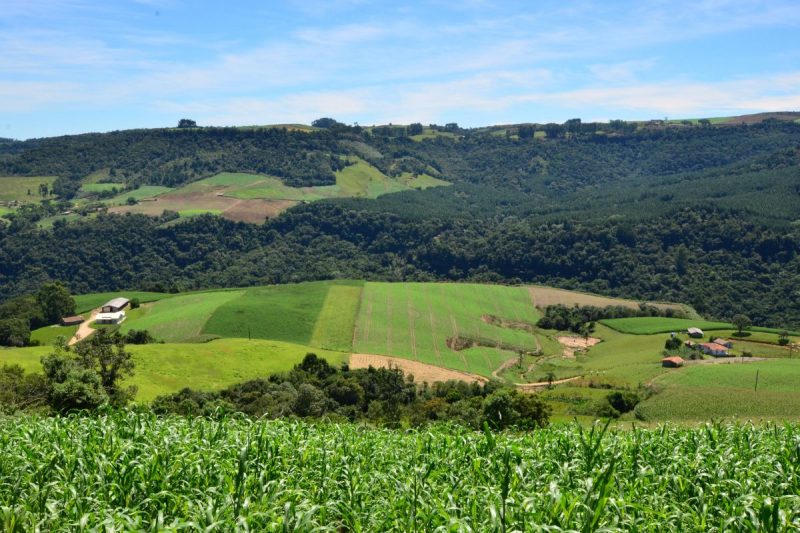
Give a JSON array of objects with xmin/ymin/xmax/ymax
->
[{"xmin": 1, "ymin": 412, "xmax": 799, "ymax": 531}]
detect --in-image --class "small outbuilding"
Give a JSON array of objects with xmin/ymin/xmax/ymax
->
[
  {"xmin": 94, "ymin": 311, "xmax": 126, "ymax": 325},
  {"xmin": 713, "ymin": 338, "xmax": 733, "ymax": 348},
  {"xmin": 662, "ymin": 356, "xmax": 685, "ymax": 368},
  {"xmin": 101, "ymin": 297, "xmax": 130, "ymax": 313},
  {"xmin": 61, "ymin": 315, "xmax": 84, "ymax": 326},
  {"xmin": 699, "ymin": 342, "xmax": 730, "ymax": 356},
  {"xmin": 683, "ymin": 340, "xmax": 696, "ymax": 349},
  {"xmin": 687, "ymin": 327, "xmax": 704, "ymax": 338}
]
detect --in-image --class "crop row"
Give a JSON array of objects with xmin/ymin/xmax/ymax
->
[{"xmin": 1, "ymin": 413, "xmax": 799, "ymax": 531}]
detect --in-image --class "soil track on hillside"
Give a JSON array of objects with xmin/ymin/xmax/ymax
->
[{"xmin": 350, "ymin": 354, "xmax": 488, "ymax": 384}]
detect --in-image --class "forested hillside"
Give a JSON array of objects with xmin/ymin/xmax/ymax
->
[{"xmin": 1, "ymin": 118, "xmax": 799, "ymax": 328}]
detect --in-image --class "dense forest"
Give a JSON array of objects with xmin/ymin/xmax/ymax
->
[{"xmin": 1, "ymin": 118, "xmax": 799, "ymax": 328}]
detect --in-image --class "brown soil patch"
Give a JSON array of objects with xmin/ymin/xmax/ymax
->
[
  {"xmin": 350, "ymin": 354, "xmax": 488, "ymax": 384},
  {"xmin": 556, "ymin": 336, "xmax": 601, "ymax": 358},
  {"xmin": 529, "ymin": 286, "xmax": 682, "ymax": 313},
  {"xmin": 108, "ymin": 191, "xmax": 297, "ymax": 223}
]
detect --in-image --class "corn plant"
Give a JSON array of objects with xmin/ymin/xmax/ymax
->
[{"xmin": 0, "ymin": 412, "xmax": 799, "ymax": 531}]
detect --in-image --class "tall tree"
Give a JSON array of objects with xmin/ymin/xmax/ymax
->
[
  {"xmin": 732, "ymin": 314, "xmax": 752, "ymax": 336},
  {"xmin": 36, "ymin": 281, "xmax": 76, "ymax": 325}
]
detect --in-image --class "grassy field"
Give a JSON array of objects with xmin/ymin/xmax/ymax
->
[
  {"xmin": 601, "ymin": 316, "xmax": 732, "ymax": 334},
  {"xmin": 528, "ymin": 285, "xmax": 691, "ymax": 315},
  {"xmin": 29, "ymin": 325, "xmax": 78, "ymax": 345},
  {"xmin": 119, "ymin": 290, "xmax": 245, "ymax": 342},
  {"xmin": 638, "ymin": 359, "xmax": 800, "ymax": 420},
  {"xmin": 74, "ymin": 291, "xmax": 173, "ymax": 313},
  {"xmin": 353, "ymin": 282, "xmax": 540, "ymax": 377},
  {"xmin": 1, "ymin": 339, "xmax": 347, "ymax": 401},
  {"xmin": 0, "ymin": 176, "xmax": 58, "ymax": 202},
  {"xmin": 104, "ymin": 185, "xmax": 173, "ymax": 204},
  {"xmin": 79, "ymin": 182, "xmax": 123, "ymax": 194}
]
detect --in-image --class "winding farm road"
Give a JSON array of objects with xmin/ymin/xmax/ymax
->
[{"xmin": 68, "ymin": 308, "xmax": 99, "ymax": 346}]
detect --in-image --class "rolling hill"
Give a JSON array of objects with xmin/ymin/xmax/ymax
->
[{"xmin": 5, "ymin": 280, "xmax": 800, "ymax": 420}]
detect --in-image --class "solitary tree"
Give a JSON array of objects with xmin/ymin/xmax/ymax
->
[
  {"xmin": 42, "ymin": 329, "xmax": 136, "ymax": 411},
  {"xmin": 731, "ymin": 314, "xmax": 752, "ymax": 336},
  {"xmin": 74, "ymin": 329, "xmax": 137, "ymax": 406},
  {"xmin": 177, "ymin": 118, "xmax": 197, "ymax": 128}
]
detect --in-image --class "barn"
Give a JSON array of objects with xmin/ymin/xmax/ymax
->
[
  {"xmin": 699, "ymin": 342, "xmax": 730, "ymax": 356},
  {"xmin": 101, "ymin": 297, "xmax": 130, "ymax": 313},
  {"xmin": 661, "ymin": 356, "xmax": 685, "ymax": 368},
  {"xmin": 94, "ymin": 311, "xmax": 126, "ymax": 325},
  {"xmin": 61, "ymin": 315, "xmax": 84, "ymax": 326},
  {"xmin": 687, "ymin": 327, "xmax": 704, "ymax": 338}
]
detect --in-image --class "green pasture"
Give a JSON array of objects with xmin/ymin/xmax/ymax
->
[
  {"xmin": 74, "ymin": 291, "xmax": 172, "ymax": 313},
  {"xmin": 30, "ymin": 325, "xmax": 78, "ymax": 346},
  {"xmin": 178, "ymin": 208, "xmax": 222, "ymax": 217},
  {"xmin": 128, "ymin": 339, "xmax": 348, "ymax": 401},
  {"xmin": 409, "ymin": 128, "xmax": 458, "ymax": 142},
  {"xmin": 638, "ymin": 359, "xmax": 800, "ymax": 420},
  {"xmin": 399, "ymin": 172, "xmax": 450, "ymax": 190},
  {"xmin": 353, "ymin": 282, "xmax": 540, "ymax": 376},
  {"xmin": 0, "ymin": 339, "xmax": 347, "ymax": 402},
  {"xmin": 193, "ymin": 159, "xmax": 449, "ymax": 202},
  {"xmin": 80, "ymin": 183, "xmax": 123, "ymax": 194},
  {"xmin": 120, "ymin": 290, "xmax": 244, "ymax": 342},
  {"xmin": 202, "ymin": 281, "xmax": 360, "ymax": 345},
  {"xmin": 225, "ymin": 175, "xmax": 332, "ymax": 201},
  {"xmin": 104, "ymin": 185, "xmax": 173, "ymax": 205},
  {"xmin": 601, "ymin": 316, "xmax": 732, "ymax": 334},
  {"xmin": 0, "ymin": 206, "xmax": 12, "ymax": 217},
  {"xmin": 0, "ymin": 176, "xmax": 58, "ymax": 202}
]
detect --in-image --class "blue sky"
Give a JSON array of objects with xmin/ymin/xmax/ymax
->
[{"xmin": 2, "ymin": 0, "xmax": 800, "ymax": 139}]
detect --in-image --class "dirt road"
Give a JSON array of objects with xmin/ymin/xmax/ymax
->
[{"xmin": 68, "ymin": 309, "xmax": 98, "ymax": 346}]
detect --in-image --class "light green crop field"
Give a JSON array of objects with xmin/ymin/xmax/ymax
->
[
  {"xmin": 638, "ymin": 359, "xmax": 800, "ymax": 420},
  {"xmin": 309, "ymin": 284, "xmax": 363, "ymax": 351},
  {"xmin": 0, "ymin": 339, "xmax": 347, "ymax": 402},
  {"xmin": 601, "ymin": 316, "xmax": 732, "ymax": 334},
  {"xmin": 0, "ymin": 206, "xmax": 12, "ymax": 216},
  {"xmin": 0, "ymin": 176, "xmax": 58, "ymax": 202},
  {"xmin": 353, "ymin": 282, "xmax": 540, "ymax": 376},
  {"xmin": 120, "ymin": 290, "xmax": 245, "ymax": 342},
  {"xmin": 74, "ymin": 291, "xmax": 173, "ymax": 313},
  {"xmin": 30, "ymin": 325, "xmax": 78, "ymax": 346},
  {"xmin": 202, "ymin": 281, "xmax": 360, "ymax": 345}
]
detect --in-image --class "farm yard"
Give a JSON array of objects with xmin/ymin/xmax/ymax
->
[{"xmin": 3, "ymin": 280, "xmax": 800, "ymax": 420}]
